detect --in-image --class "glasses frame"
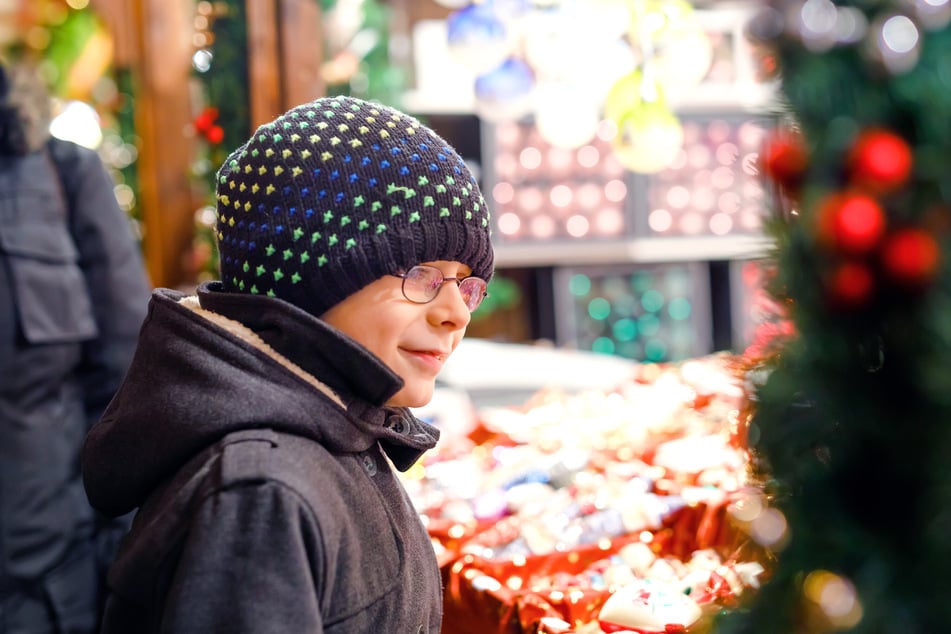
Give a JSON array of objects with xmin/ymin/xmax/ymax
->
[{"xmin": 391, "ymin": 265, "xmax": 488, "ymax": 312}]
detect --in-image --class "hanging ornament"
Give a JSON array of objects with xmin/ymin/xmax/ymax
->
[
  {"xmin": 474, "ymin": 57, "xmax": 535, "ymax": 122},
  {"xmin": 612, "ymin": 100, "xmax": 684, "ymax": 174},
  {"xmin": 817, "ymin": 192, "xmax": 887, "ymax": 255},
  {"xmin": 604, "ymin": 69, "xmax": 646, "ymax": 124},
  {"xmin": 534, "ymin": 84, "xmax": 600, "ymax": 149},
  {"xmin": 847, "ymin": 128, "xmax": 913, "ymax": 194},
  {"xmin": 745, "ymin": 4, "xmax": 785, "ymax": 45},
  {"xmin": 825, "ymin": 260, "xmax": 875, "ymax": 309},
  {"xmin": 761, "ymin": 127, "xmax": 808, "ymax": 192},
  {"xmin": 604, "ymin": 69, "xmax": 684, "ymax": 173},
  {"xmin": 521, "ymin": 8, "xmax": 576, "ymax": 80},
  {"xmin": 626, "ymin": 0, "xmax": 711, "ymax": 97},
  {"xmin": 447, "ymin": 3, "xmax": 512, "ymax": 76},
  {"xmin": 880, "ymin": 227, "xmax": 941, "ymax": 288}
]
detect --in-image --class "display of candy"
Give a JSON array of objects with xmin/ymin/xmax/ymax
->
[{"xmin": 402, "ymin": 353, "xmax": 765, "ymax": 633}]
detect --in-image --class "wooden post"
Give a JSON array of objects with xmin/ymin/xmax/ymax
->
[
  {"xmin": 246, "ymin": 0, "xmax": 324, "ymax": 128},
  {"xmin": 277, "ymin": 0, "xmax": 325, "ymax": 108},
  {"xmin": 245, "ymin": 0, "xmax": 283, "ymax": 128},
  {"xmin": 128, "ymin": 0, "xmax": 198, "ymax": 289},
  {"xmin": 90, "ymin": 0, "xmax": 325, "ymax": 289}
]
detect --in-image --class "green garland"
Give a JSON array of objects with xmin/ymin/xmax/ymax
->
[{"xmin": 716, "ymin": 3, "xmax": 951, "ymax": 632}]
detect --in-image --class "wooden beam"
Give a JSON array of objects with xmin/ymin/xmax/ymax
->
[
  {"xmin": 277, "ymin": 0, "xmax": 325, "ymax": 108},
  {"xmin": 132, "ymin": 0, "xmax": 199, "ymax": 289},
  {"xmin": 245, "ymin": 0, "xmax": 282, "ymax": 128},
  {"xmin": 88, "ymin": 0, "xmax": 138, "ymax": 66}
]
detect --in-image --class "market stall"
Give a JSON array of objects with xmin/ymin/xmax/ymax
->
[{"xmin": 408, "ymin": 343, "xmax": 770, "ymax": 633}]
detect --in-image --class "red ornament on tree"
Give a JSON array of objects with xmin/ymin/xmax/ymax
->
[
  {"xmin": 817, "ymin": 192, "xmax": 887, "ymax": 255},
  {"xmin": 826, "ymin": 260, "xmax": 875, "ymax": 309},
  {"xmin": 880, "ymin": 228, "xmax": 940, "ymax": 288},
  {"xmin": 848, "ymin": 128, "xmax": 913, "ymax": 194},
  {"xmin": 206, "ymin": 125, "xmax": 225, "ymax": 145},
  {"xmin": 761, "ymin": 128, "xmax": 808, "ymax": 192},
  {"xmin": 193, "ymin": 106, "xmax": 219, "ymax": 134}
]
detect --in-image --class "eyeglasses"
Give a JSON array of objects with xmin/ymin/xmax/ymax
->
[{"xmin": 391, "ymin": 265, "xmax": 488, "ymax": 312}]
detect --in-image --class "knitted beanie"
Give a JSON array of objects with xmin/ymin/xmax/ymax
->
[{"xmin": 214, "ymin": 96, "xmax": 494, "ymax": 317}]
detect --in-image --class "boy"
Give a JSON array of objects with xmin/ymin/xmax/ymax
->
[{"xmin": 82, "ymin": 95, "xmax": 494, "ymax": 633}]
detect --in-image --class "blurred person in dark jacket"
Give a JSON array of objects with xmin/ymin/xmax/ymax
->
[{"xmin": 0, "ymin": 59, "xmax": 151, "ymax": 633}]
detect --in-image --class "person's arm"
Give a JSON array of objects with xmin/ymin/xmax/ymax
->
[
  {"xmin": 52, "ymin": 139, "xmax": 151, "ymax": 427},
  {"xmin": 161, "ymin": 481, "xmax": 325, "ymax": 634}
]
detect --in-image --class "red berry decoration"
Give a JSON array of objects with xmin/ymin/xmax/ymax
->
[
  {"xmin": 206, "ymin": 125, "xmax": 225, "ymax": 145},
  {"xmin": 826, "ymin": 260, "xmax": 875, "ymax": 309},
  {"xmin": 848, "ymin": 128, "xmax": 913, "ymax": 194},
  {"xmin": 817, "ymin": 192, "xmax": 887, "ymax": 255},
  {"xmin": 761, "ymin": 128, "xmax": 808, "ymax": 191},
  {"xmin": 880, "ymin": 228, "xmax": 940, "ymax": 288},
  {"xmin": 193, "ymin": 106, "xmax": 220, "ymax": 135}
]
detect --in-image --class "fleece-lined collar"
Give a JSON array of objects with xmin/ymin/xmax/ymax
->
[{"xmin": 82, "ymin": 286, "xmax": 439, "ymax": 517}]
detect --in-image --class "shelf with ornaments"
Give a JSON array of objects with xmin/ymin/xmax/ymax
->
[{"xmin": 481, "ymin": 109, "xmax": 780, "ymax": 268}]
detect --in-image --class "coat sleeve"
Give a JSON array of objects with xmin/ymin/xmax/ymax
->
[
  {"xmin": 52, "ymin": 138, "xmax": 151, "ymax": 428},
  {"xmin": 160, "ymin": 481, "xmax": 325, "ymax": 634}
]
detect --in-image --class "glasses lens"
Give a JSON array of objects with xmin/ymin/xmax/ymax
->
[
  {"xmin": 458, "ymin": 277, "xmax": 487, "ymax": 311},
  {"xmin": 402, "ymin": 265, "xmax": 443, "ymax": 303}
]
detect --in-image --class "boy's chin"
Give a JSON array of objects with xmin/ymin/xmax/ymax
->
[{"xmin": 387, "ymin": 386, "xmax": 435, "ymax": 409}]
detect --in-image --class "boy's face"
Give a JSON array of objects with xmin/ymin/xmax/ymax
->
[{"xmin": 320, "ymin": 260, "xmax": 474, "ymax": 408}]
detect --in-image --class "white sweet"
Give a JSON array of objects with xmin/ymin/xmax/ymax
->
[{"xmin": 598, "ymin": 579, "xmax": 702, "ymax": 633}]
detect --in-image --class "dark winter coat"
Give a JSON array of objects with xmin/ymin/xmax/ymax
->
[
  {"xmin": 82, "ymin": 282, "xmax": 445, "ymax": 633},
  {"xmin": 0, "ymin": 69, "xmax": 151, "ymax": 632}
]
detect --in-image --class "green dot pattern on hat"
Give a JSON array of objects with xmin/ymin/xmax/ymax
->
[{"xmin": 214, "ymin": 96, "xmax": 494, "ymax": 317}]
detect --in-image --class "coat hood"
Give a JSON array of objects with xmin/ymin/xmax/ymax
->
[
  {"xmin": 82, "ymin": 285, "xmax": 439, "ymax": 517},
  {"xmin": 0, "ymin": 61, "xmax": 52, "ymax": 155}
]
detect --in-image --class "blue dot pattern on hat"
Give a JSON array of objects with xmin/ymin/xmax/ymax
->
[{"xmin": 214, "ymin": 96, "xmax": 494, "ymax": 317}]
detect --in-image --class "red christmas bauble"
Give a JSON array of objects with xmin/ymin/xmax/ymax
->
[
  {"xmin": 761, "ymin": 129, "xmax": 807, "ymax": 190},
  {"xmin": 206, "ymin": 125, "xmax": 225, "ymax": 145},
  {"xmin": 848, "ymin": 128, "xmax": 912, "ymax": 194},
  {"xmin": 880, "ymin": 228, "xmax": 940, "ymax": 288},
  {"xmin": 193, "ymin": 107, "xmax": 220, "ymax": 134},
  {"xmin": 817, "ymin": 192, "xmax": 887, "ymax": 255},
  {"xmin": 826, "ymin": 261, "xmax": 874, "ymax": 309}
]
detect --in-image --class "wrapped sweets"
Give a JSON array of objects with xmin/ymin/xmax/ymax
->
[{"xmin": 597, "ymin": 578, "xmax": 702, "ymax": 633}]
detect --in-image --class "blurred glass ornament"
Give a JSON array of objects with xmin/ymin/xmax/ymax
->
[
  {"xmin": 865, "ymin": 12, "xmax": 921, "ymax": 75},
  {"xmin": 907, "ymin": 0, "xmax": 951, "ymax": 31},
  {"xmin": 628, "ymin": 0, "xmax": 713, "ymax": 95},
  {"xmin": 483, "ymin": 0, "xmax": 533, "ymax": 18},
  {"xmin": 745, "ymin": 5, "xmax": 785, "ymax": 44},
  {"xmin": 523, "ymin": 3, "xmax": 632, "ymax": 85},
  {"xmin": 797, "ymin": 0, "xmax": 839, "ymax": 51},
  {"xmin": 447, "ymin": 3, "xmax": 512, "ymax": 75},
  {"xmin": 50, "ymin": 100, "xmax": 103, "ymax": 149},
  {"xmin": 604, "ymin": 69, "xmax": 647, "ymax": 124},
  {"xmin": 583, "ymin": 38, "xmax": 639, "ymax": 102},
  {"xmin": 649, "ymin": 19, "xmax": 713, "ymax": 96},
  {"xmin": 521, "ymin": 8, "xmax": 579, "ymax": 80},
  {"xmin": 832, "ymin": 7, "xmax": 869, "ymax": 45},
  {"xmin": 534, "ymin": 84, "xmax": 600, "ymax": 149},
  {"xmin": 588, "ymin": 0, "xmax": 633, "ymax": 40},
  {"xmin": 627, "ymin": 0, "xmax": 696, "ymax": 49},
  {"xmin": 880, "ymin": 227, "xmax": 941, "ymax": 289},
  {"xmin": 612, "ymin": 99, "xmax": 684, "ymax": 174},
  {"xmin": 474, "ymin": 57, "xmax": 535, "ymax": 122}
]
